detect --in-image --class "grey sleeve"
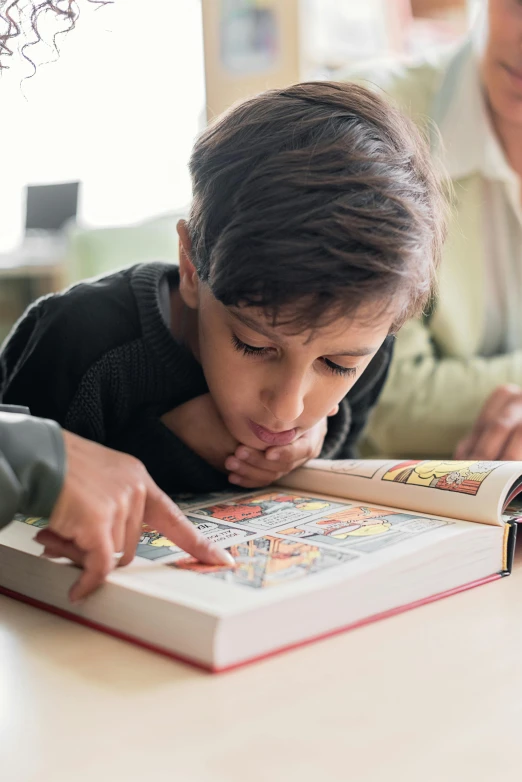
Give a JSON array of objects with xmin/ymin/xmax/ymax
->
[{"xmin": 0, "ymin": 412, "xmax": 66, "ymax": 529}]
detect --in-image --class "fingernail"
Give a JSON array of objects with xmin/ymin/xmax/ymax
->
[
  {"xmin": 236, "ymin": 447, "xmax": 250, "ymax": 460},
  {"xmin": 210, "ymin": 546, "xmax": 235, "ymax": 567},
  {"xmin": 226, "ymin": 457, "xmax": 240, "ymax": 471},
  {"xmin": 266, "ymin": 450, "xmax": 279, "ymax": 461}
]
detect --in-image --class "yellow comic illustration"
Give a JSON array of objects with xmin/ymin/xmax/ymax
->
[
  {"xmin": 278, "ymin": 505, "xmax": 451, "ymax": 552},
  {"xmin": 382, "ymin": 460, "xmax": 498, "ymax": 496}
]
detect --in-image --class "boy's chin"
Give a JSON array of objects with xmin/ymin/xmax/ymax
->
[{"xmin": 231, "ymin": 423, "xmax": 271, "ymax": 451}]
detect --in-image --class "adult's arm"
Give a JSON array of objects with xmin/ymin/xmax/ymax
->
[
  {"xmin": 0, "ymin": 411, "xmax": 64, "ymax": 529},
  {"xmin": 364, "ymin": 319, "xmax": 522, "ymax": 458}
]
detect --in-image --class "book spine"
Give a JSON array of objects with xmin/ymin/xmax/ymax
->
[{"xmin": 501, "ymin": 521, "xmax": 517, "ymax": 576}]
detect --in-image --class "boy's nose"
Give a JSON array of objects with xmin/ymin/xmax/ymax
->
[{"xmin": 261, "ymin": 381, "xmax": 305, "ymax": 425}]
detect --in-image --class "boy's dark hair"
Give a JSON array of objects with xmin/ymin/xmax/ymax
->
[{"xmin": 188, "ymin": 81, "xmax": 446, "ymax": 331}]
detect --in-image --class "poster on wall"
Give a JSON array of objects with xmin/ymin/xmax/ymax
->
[{"xmin": 220, "ymin": 0, "xmax": 280, "ymax": 74}]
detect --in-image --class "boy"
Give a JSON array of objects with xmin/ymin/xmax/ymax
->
[{"xmin": 0, "ymin": 82, "xmax": 446, "ymax": 497}]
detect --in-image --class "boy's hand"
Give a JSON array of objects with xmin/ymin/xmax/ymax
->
[
  {"xmin": 163, "ymin": 393, "xmax": 328, "ymax": 488},
  {"xmin": 225, "ymin": 418, "xmax": 328, "ymax": 489},
  {"xmin": 454, "ymin": 385, "xmax": 522, "ymax": 461},
  {"xmin": 36, "ymin": 431, "xmax": 234, "ymax": 603},
  {"xmin": 162, "ymin": 393, "xmax": 238, "ymax": 471}
]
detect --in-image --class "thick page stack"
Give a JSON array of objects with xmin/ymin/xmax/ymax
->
[{"xmin": 0, "ymin": 459, "xmax": 520, "ymax": 672}]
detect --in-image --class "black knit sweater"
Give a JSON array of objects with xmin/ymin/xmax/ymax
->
[{"xmin": 0, "ymin": 263, "xmax": 393, "ymax": 495}]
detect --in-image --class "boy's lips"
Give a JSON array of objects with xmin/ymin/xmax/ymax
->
[{"xmin": 247, "ymin": 419, "xmax": 297, "ymax": 446}]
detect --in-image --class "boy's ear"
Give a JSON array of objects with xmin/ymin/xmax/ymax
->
[{"xmin": 177, "ymin": 219, "xmax": 199, "ymax": 309}]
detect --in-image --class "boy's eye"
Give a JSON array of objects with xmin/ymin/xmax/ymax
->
[
  {"xmin": 322, "ymin": 358, "xmax": 357, "ymax": 378},
  {"xmin": 231, "ymin": 335, "xmax": 357, "ymax": 378},
  {"xmin": 231, "ymin": 334, "xmax": 271, "ymax": 356}
]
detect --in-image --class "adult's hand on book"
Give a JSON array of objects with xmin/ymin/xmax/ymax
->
[
  {"xmin": 34, "ymin": 431, "xmax": 234, "ymax": 603},
  {"xmin": 454, "ymin": 384, "xmax": 522, "ymax": 461}
]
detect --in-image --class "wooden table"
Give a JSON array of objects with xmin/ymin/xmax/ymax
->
[{"xmin": 2, "ymin": 548, "xmax": 522, "ymax": 782}]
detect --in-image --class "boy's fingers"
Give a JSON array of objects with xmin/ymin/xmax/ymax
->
[
  {"xmin": 226, "ymin": 456, "xmax": 280, "ymax": 482},
  {"xmin": 144, "ymin": 481, "xmax": 234, "ymax": 567},
  {"xmin": 231, "ymin": 448, "xmax": 276, "ymax": 470},
  {"xmin": 229, "ymin": 465, "xmax": 283, "ymax": 487},
  {"xmin": 264, "ymin": 436, "xmax": 316, "ymax": 466},
  {"xmin": 229, "ymin": 473, "xmax": 277, "ymax": 489}
]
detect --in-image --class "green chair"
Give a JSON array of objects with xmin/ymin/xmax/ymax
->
[{"xmin": 66, "ymin": 212, "xmax": 183, "ymax": 284}]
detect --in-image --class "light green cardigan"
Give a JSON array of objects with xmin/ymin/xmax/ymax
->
[{"xmin": 345, "ymin": 43, "xmax": 522, "ymax": 458}]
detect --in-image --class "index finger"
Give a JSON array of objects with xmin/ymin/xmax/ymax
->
[{"xmin": 144, "ymin": 479, "xmax": 234, "ymax": 567}]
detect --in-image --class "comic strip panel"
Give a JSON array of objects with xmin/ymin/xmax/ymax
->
[
  {"xmin": 172, "ymin": 490, "xmax": 252, "ymax": 511},
  {"xmin": 172, "ymin": 535, "xmax": 355, "ymax": 589},
  {"xmin": 277, "ymin": 505, "xmax": 451, "ymax": 553},
  {"xmin": 13, "ymin": 513, "xmax": 255, "ymax": 564},
  {"xmin": 137, "ymin": 518, "xmax": 255, "ymax": 561},
  {"xmin": 503, "ymin": 497, "xmax": 522, "ymax": 523},
  {"xmin": 188, "ymin": 492, "xmax": 350, "ymax": 531},
  {"xmin": 14, "ymin": 514, "xmax": 48, "ymax": 529},
  {"xmin": 382, "ymin": 460, "xmax": 498, "ymax": 496}
]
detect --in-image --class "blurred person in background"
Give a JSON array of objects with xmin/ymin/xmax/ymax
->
[{"xmin": 349, "ymin": 0, "xmax": 522, "ymax": 462}]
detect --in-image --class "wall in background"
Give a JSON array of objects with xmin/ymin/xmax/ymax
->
[{"xmin": 0, "ymin": 0, "xmax": 206, "ymax": 252}]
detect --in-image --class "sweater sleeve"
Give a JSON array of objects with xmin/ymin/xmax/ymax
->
[
  {"xmin": 0, "ymin": 412, "xmax": 65, "ymax": 529},
  {"xmin": 364, "ymin": 319, "xmax": 522, "ymax": 458},
  {"xmin": 1, "ymin": 298, "xmax": 81, "ymax": 423}
]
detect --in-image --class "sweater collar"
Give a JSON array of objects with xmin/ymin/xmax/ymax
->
[{"xmin": 130, "ymin": 262, "xmax": 203, "ymax": 380}]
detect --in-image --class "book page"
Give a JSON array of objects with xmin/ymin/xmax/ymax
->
[
  {"xmin": 3, "ymin": 500, "xmax": 505, "ymax": 620},
  {"xmin": 8, "ymin": 491, "xmax": 470, "ymax": 585},
  {"xmin": 11, "ymin": 492, "xmax": 457, "ymax": 570},
  {"xmin": 279, "ymin": 459, "xmax": 522, "ymax": 526}
]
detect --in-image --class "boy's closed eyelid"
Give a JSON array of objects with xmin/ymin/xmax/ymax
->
[
  {"xmin": 322, "ymin": 358, "xmax": 358, "ymax": 377},
  {"xmin": 231, "ymin": 334, "xmax": 274, "ymax": 355},
  {"xmin": 232, "ymin": 335, "xmax": 361, "ymax": 376}
]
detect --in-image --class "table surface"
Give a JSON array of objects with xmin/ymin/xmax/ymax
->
[{"xmin": 2, "ymin": 547, "xmax": 522, "ymax": 782}]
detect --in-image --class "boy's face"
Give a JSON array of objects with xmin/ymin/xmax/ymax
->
[
  {"xmin": 196, "ymin": 293, "xmax": 391, "ymax": 450},
  {"xmin": 178, "ymin": 226, "xmax": 393, "ymax": 451}
]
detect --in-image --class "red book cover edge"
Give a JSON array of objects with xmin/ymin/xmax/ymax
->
[{"xmin": 0, "ymin": 572, "xmax": 502, "ymax": 674}]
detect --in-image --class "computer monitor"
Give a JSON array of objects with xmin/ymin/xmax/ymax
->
[{"xmin": 24, "ymin": 181, "xmax": 80, "ymax": 233}]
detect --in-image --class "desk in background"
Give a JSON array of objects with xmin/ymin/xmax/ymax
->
[{"xmin": 0, "ymin": 239, "xmax": 66, "ymax": 344}]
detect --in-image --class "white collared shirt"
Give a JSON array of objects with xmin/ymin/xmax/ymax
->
[{"xmin": 435, "ymin": 46, "xmax": 522, "ymax": 356}]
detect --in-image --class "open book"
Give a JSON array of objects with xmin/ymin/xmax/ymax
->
[{"xmin": 0, "ymin": 458, "xmax": 520, "ymax": 672}]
